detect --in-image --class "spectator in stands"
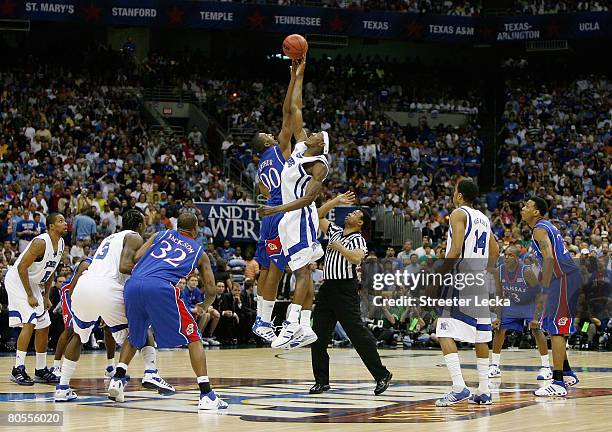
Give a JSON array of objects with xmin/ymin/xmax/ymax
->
[
  {"xmin": 72, "ymin": 209, "xmax": 97, "ymax": 247},
  {"xmin": 217, "ymin": 240, "xmax": 236, "ymax": 261},
  {"xmin": 397, "ymin": 240, "xmax": 416, "ymax": 261}
]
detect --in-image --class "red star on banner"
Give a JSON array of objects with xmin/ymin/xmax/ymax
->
[
  {"xmin": 248, "ymin": 10, "xmax": 266, "ymax": 30},
  {"xmin": 0, "ymin": 0, "xmax": 16, "ymax": 17},
  {"xmin": 83, "ymin": 1, "xmax": 102, "ymax": 21},
  {"xmin": 329, "ymin": 15, "xmax": 345, "ymax": 33},
  {"xmin": 545, "ymin": 21, "xmax": 561, "ymax": 38},
  {"xmin": 167, "ymin": 5, "xmax": 184, "ymax": 25},
  {"xmin": 405, "ymin": 20, "xmax": 424, "ymax": 38}
]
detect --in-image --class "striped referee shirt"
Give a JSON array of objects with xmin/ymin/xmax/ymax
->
[{"xmin": 323, "ymin": 222, "xmax": 368, "ymax": 280}]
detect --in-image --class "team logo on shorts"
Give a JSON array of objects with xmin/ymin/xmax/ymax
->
[
  {"xmin": 265, "ymin": 236, "xmax": 283, "ymax": 256},
  {"xmin": 186, "ymin": 323, "xmax": 195, "ymax": 335},
  {"xmin": 557, "ymin": 317, "xmax": 568, "ymax": 326}
]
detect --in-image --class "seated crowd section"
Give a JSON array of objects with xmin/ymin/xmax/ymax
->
[{"xmin": 0, "ymin": 41, "xmax": 609, "ymax": 351}]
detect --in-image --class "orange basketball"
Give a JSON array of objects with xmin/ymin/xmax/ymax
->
[{"xmin": 282, "ymin": 34, "xmax": 308, "ymax": 60}]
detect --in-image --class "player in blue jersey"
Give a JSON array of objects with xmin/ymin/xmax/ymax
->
[
  {"xmin": 521, "ymin": 197, "xmax": 581, "ymax": 397},
  {"xmin": 251, "ymin": 60, "xmax": 310, "ymax": 343},
  {"xmin": 108, "ymin": 212, "xmax": 226, "ymax": 410},
  {"xmin": 489, "ymin": 246, "xmax": 552, "ymax": 381}
]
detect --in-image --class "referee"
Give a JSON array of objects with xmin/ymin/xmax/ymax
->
[{"xmin": 310, "ymin": 192, "xmax": 392, "ymax": 395}]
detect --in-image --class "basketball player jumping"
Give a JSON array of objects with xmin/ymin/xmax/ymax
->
[
  {"xmin": 251, "ymin": 60, "xmax": 306, "ymax": 343},
  {"xmin": 489, "ymin": 245, "xmax": 552, "ymax": 380},
  {"xmin": 55, "ymin": 210, "xmax": 174, "ymax": 402},
  {"xmin": 6, "ymin": 213, "xmax": 66, "ymax": 385},
  {"xmin": 521, "ymin": 197, "xmax": 581, "ymax": 397},
  {"xmin": 257, "ymin": 87, "xmax": 330, "ymax": 349},
  {"xmin": 108, "ymin": 213, "xmax": 226, "ymax": 410},
  {"xmin": 434, "ymin": 179, "xmax": 499, "ymax": 406}
]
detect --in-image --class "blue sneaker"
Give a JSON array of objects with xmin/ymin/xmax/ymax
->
[
  {"xmin": 253, "ymin": 318, "xmax": 276, "ymax": 343},
  {"xmin": 469, "ymin": 393, "xmax": 492, "ymax": 405},
  {"xmin": 435, "ymin": 387, "xmax": 471, "ymax": 406},
  {"xmin": 563, "ymin": 370, "xmax": 579, "ymax": 387},
  {"xmin": 251, "ymin": 317, "xmax": 261, "ymax": 333},
  {"xmin": 54, "ymin": 384, "xmax": 78, "ymax": 402}
]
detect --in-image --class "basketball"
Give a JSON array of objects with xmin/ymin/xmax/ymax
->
[{"xmin": 282, "ymin": 34, "xmax": 308, "ymax": 60}]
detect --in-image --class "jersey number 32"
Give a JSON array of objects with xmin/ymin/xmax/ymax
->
[{"xmin": 151, "ymin": 240, "xmax": 188, "ymax": 267}]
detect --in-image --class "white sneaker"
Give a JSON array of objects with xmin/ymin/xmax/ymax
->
[
  {"xmin": 104, "ymin": 365, "xmax": 115, "ymax": 379},
  {"xmin": 205, "ymin": 337, "xmax": 221, "ymax": 346},
  {"xmin": 271, "ymin": 321, "xmax": 303, "ymax": 349},
  {"xmin": 198, "ymin": 391, "xmax": 229, "ymax": 410},
  {"xmin": 488, "ymin": 364, "xmax": 501, "ymax": 378},
  {"xmin": 537, "ymin": 367, "xmax": 553, "ymax": 380},
  {"xmin": 108, "ymin": 377, "xmax": 127, "ymax": 402},
  {"xmin": 253, "ymin": 320, "xmax": 277, "ymax": 343},
  {"xmin": 201, "ymin": 338, "xmax": 210, "ymax": 346},
  {"xmin": 49, "ymin": 366, "xmax": 61, "ymax": 378},
  {"xmin": 284, "ymin": 325, "xmax": 318, "ymax": 350},
  {"xmin": 534, "ymin": 380, "xmax": 567, "ymax": 397},
  {"xmin": 54, "ymin": 385, "xmax": 77, "ymax": 402},
  {"xmin": 142, "ymin": 370, "xmax": 175, "ymax": 394}
]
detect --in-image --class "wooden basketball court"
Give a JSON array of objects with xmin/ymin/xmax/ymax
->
[{"xmin": 1, "ymin": 347, "xmax": 610, "ymax": 431}]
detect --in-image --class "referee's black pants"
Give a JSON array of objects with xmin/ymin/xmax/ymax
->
[{"xmin": 311, "ymin": 279, "xmax": 389, "ymax": 385}]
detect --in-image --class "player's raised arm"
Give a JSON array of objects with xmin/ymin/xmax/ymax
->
[
  {"xmin": 17, "ymin": 238, "xmax": 46, "ymax": 307},
  {"xmin": 257, "ymin": 161, "xmax": 327, "ymax": 217},
  {"xmin": 68, "ymin": 260, "xmax": 91, "ymax": 296},
  {"xmin": 288, "ymin": 60, "xmax": 308, "ymax": 155},
  {"xmin": 318, "ymin": 192, "xmax": 355, "ymax": 234},
  {"xmin": 278, "ymin": 61, "xmax": 298, "ymax": 156},
  {"xmin": 196, "ymin": 253, "xmax": 216, "ymax": 312},
  {"xmin": 533, "ymin": 227, "xmax": 553, "ymax": 289},
  {"xmin": 437, "ymin": 209, "xmax": 467, "ymax": 274},
  {"xmin": 119, "ymin": 233, "xmax": 145, "ymax": 274}
]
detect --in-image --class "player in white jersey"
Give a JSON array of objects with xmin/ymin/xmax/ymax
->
[
  {"xmin": 6, "ymin": 213, "xmax": 66, "ymax": 385},
  {"xmin": 434, "ymin": 179, "xmax": 499, "ymax": 406},
  {"xmin": 258, "ymin": 111, "xmax": 330, "ymax": 349},
  {"xmin": 54, "ymin": 210, "xmax": 172, "ymax": 402}
]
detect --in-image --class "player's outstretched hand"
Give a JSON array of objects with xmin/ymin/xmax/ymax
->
[
  {"xmin": 337, "ymin": 191, "xmax": 356, "ymax": 205},
  {"xmin": 492, "ymin": 319, "xmax": 501, "ymax": 330},
  {"xmin": 27, "ymin": 295, "xmax": 39, "ymax": 308},
  {"xmin": 257, "ymin": 205, "xmax": 276, "ymax": 217}
]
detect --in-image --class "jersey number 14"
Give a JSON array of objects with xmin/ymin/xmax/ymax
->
[{"xmin": 473, "ymin": 230, "xmax": 487, "ymax": 255}]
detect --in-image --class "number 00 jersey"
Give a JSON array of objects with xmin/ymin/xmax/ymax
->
[
  {"xmin": 258, "ymin": 145, "xmax": 285, "ymax": 206},
  {"xmin": 132, "ymin": 230, "xmax": 204, "ymax": 285}
]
